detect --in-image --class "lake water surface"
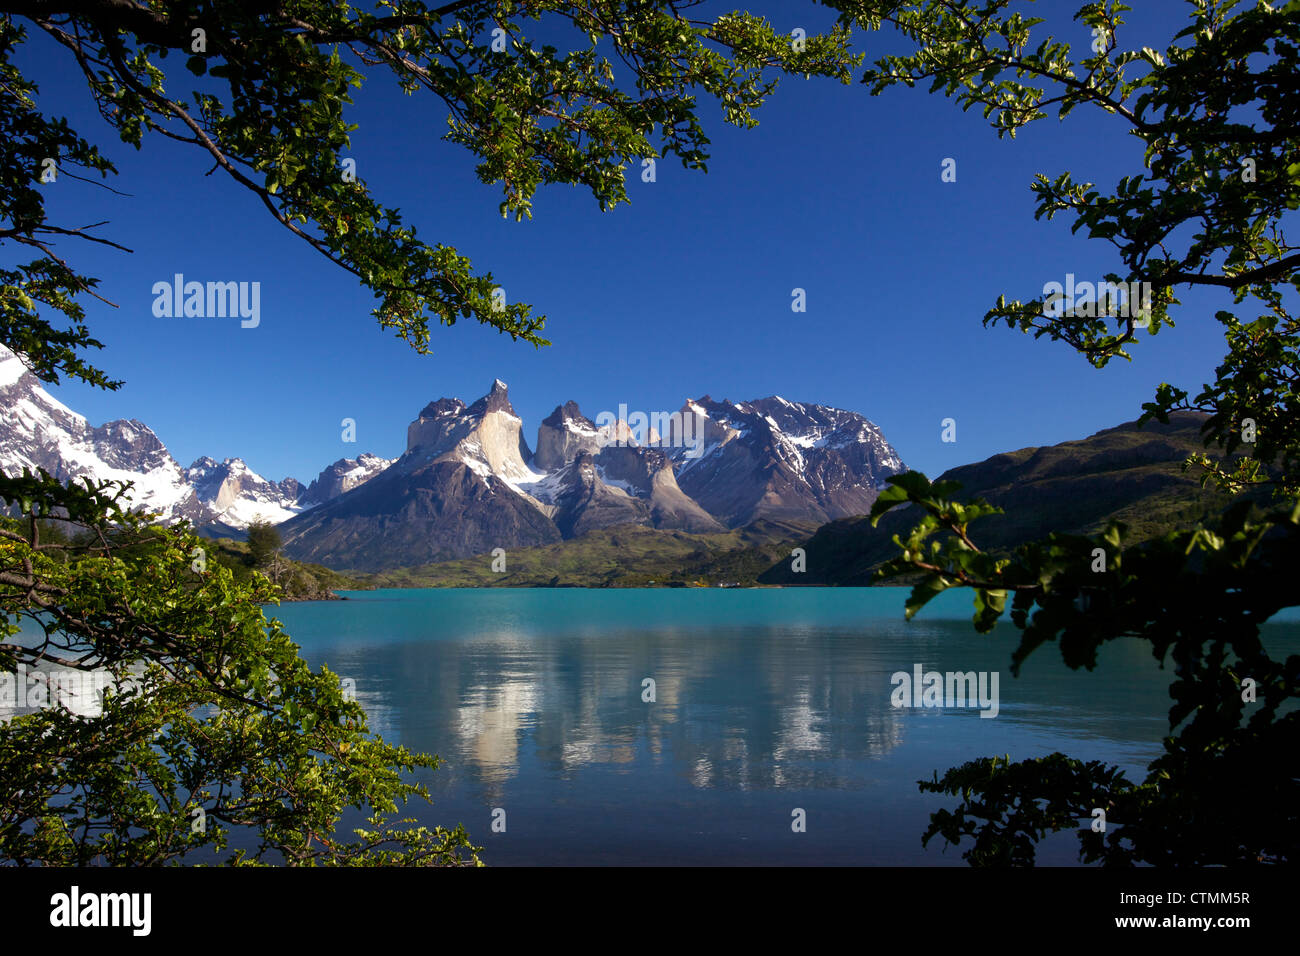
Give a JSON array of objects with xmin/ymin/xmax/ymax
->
[{"xmin": 270, "ymin": 588, "xmax": 1300, "ymax": 866}]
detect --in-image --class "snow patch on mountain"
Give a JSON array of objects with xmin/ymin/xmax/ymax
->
[
  {"xmin": 185, "ymin": 456, "xmax": 307, "ymax": 527},
  {"xmin": 0, "ymin": 343, "xmax": 392, "ymax": 531},
  {"xmin": 0, "ymin": 346, "xmax": 203, "ymax": 522}
]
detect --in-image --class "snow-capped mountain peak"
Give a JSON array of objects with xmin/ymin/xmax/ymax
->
[
  {"xmin": 184, "ymin": 456, "xmax": 306, "ymax": 527},
  {"xmin": 0, "ymin": 343, "xmax": 391, "ymax": 532},
  {"xmin": 664, "ymin": 395, "xmax": 906, "ymax": 526},
  {"xmin": 1, "ymin": 345, "xmax": 206, "ymax": 523}
]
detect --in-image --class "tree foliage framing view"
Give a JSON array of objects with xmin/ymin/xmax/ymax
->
[
  {"xmin": 840, "ymin": 0, "xmax": 1300, "ymax": 865},
  {"xmin": 3, "ymin": 0, "xmax": 1295, "ymax": 869},
  {"xmin": 0, "ymin": 0, "xmax": 858, "ymax": 865}
]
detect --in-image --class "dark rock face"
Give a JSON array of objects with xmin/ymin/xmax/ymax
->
[
  {"xmin": 278, "ymin": 477, "xmax": 305, "ymax": 500},
  {"xmin": 300, "ymin": 454, "xmax": 392, "ymax": 506},
  {"xmin": 670, "ymin": 397, "xmax": 905, "ymax": 527},
  {"xmin": 549, "ymin": 452, "xmax": 651, "ymax": 538},
  {"xmin": 466, "ymin": 379, "xmax": 515, "ymax": 417},
  {"xmin": 279, "ymin": 459, "xmax": 562, "ymax": 571},
  {"xmin": 417, "ymin": 396, "xmax": 469, "ymax": 420},
  {"xmin": 90, "ymin": 420, "xmax": 175, "ymax": 472},
  {"xmin": 593, "ymin": 444, "xmax": 723, "ymax": 533},
  {"xmin": 534, "ymin": 401, "xmax": 602, "ymax": 471}
]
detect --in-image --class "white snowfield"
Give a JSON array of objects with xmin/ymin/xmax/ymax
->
[
  {"xmin": 0, "ymin": 344, "xmax": 390, "ymax": 529},
  {"xmin": 0, "ymin": 348, "xmax": 201, "ymax": 520},
  {"xmin": 0, "ymin": 349, "xmax": 29, "ymax": 389}
]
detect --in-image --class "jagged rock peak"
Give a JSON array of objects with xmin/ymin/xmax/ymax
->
[
  {"xmin": 534, "ymin": 400, "xmax": 603, "ymax": 471},
  {"xmin": 542, "ymin": 400, "xmax": 594, "ymax": 429},
  {"xmin": 417, "ymin": 396, "xmax": 467, "ymax": 420},
  {"xmin": 301, "ymin": 452, "xmax": 393, "ymax": 505},
  {"xmin": 467, "ymin": 378, "xmax": 516, "ymax": 417}
]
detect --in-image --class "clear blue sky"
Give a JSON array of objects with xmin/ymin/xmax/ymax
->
[{"xmin": 16, "ymin": 1, "xmax": 1232, "ymax": 484}]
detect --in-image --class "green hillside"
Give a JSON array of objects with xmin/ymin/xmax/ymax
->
[
  {"xmin": 356, "ymin": 518, "xmax": 818, "ymax": 589},
  {"xmin": 203, "ymin": 538, "xmax": 366, "ymax": 601},
  {"xmin": 758, "ymin": 411, "xmax": 1250, "ymax": 586}
]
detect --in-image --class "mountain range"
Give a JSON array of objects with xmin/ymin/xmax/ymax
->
[
  {"xmin": 358, "ymin": 411, "xmax": 1236, "ymax": 590},
  {"xmin": 275, "ymin": 382, "xmax": 906, "ymax": 570},
  {"xmin": 0, "ymin": 344, "xmax": 392, "ymax": 531},
  {"xmin": 0, "ymin": 345, "xmax": 907, "ymax": 571}
]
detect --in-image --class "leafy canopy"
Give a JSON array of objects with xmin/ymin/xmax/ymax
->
[
  {"xmin": 2, "ymin": 0, "xmax": 860, "ymax": 387},
  {"xmin": 245, "ymin": 517, "xmax": 282, "ymax": 567},
  {"xmin": 835, "ymin": 0, "xmax": 1300, "ymax": 865}
]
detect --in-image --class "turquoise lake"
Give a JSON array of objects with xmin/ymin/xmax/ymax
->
[{"xmin": 267, "ymin": 588, "xmax": 1300, "ymax": 865}]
